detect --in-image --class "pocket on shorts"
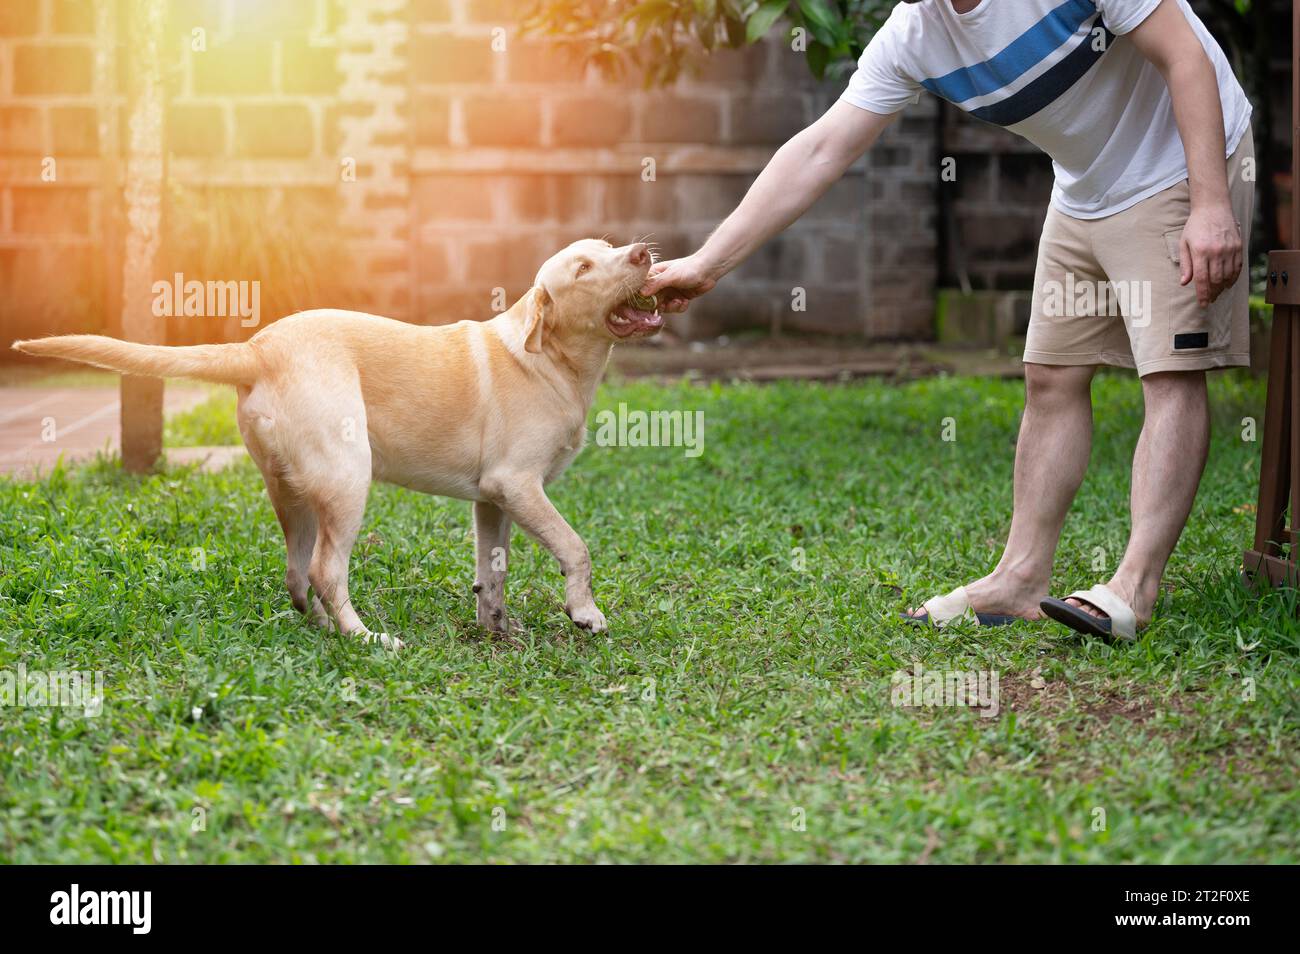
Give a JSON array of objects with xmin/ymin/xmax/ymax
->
[{"xmin": 1160, "ymin": 226, "xmax": 1229, "ymax": 353}]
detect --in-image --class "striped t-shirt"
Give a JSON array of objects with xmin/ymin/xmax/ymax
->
[{"xmin": 840, "ymin": 0, "xmax": 1252, "ymax": 218}]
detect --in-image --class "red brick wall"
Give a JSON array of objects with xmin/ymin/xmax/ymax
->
[
  {"xmin": 0, "ymin": 0, "xmax": 103, "ymax": 343},
  {"xmin": 1, "ymin": 0, "xmax": 938, "ymax": 348}
]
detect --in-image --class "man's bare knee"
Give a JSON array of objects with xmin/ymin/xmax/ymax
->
[
  {"xmin": 1140, "ymin": 369, "xmax": 1206, "ymax": 405},
  {"xmin": 1024, "ymin": 362, "xmax": 1095, "ymax": 406}
]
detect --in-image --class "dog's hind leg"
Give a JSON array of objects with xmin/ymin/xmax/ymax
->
[
  {"xmin": 238, "ymin": 389, "xmax": 331, "ymax": 629},
  {"xmin": 266, "ymin": 477, "xmax": 330, "ymax": 628},
  {"xmin": 307, "ymin": 473, "xmax": 400, "ymax": 649},
  {"xmin": 473, "ymin": 500, "xmax": 512, "ymax": 632}
]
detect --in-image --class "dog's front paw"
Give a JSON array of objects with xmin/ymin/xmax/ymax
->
[
  {"xmin": 566, "ymin": 602, "xmax": 607, "ymax": 633},
  {"xmin": 476, "ymin": 603, "xmax": 514, "ymax": 634}
]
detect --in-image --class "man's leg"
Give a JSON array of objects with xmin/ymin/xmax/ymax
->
[
  {"xmin": 961, "ymin": 362, "xmax": 1098, "ymax": 618},
  {"xmin": 1067, "ymin": 370, "xmax": 1208, "ymax": 625},
  {"xmin": 912, "ymin": 361, "xmax": 1097, "ymax": 619}
]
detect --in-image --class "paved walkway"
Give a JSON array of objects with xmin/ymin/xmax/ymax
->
[{"xmin": 0, "ymin": 385, "xmax": 246, "ymax": 478}]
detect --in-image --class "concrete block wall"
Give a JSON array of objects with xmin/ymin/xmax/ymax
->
[{"xmin": 407, "ymin": 1, "xmax": 881, "ymax": 337}]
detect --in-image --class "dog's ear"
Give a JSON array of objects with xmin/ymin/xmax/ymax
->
[{"xmin": 524, "ymin": 284, "xmax": 551, "ymax": 354}]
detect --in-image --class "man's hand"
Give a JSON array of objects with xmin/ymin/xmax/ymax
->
[
  {"xmin": 1180, "ymin": 201, "xmax": 1242, "ymax": 307},
  {"xmin": 641, "ymin": 255, "xmax": 720, "ymax": 314}
]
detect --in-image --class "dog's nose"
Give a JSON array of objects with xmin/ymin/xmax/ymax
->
[{"xmin": 627, "ymin": 243, "xmax": 650, "ymax": 267}]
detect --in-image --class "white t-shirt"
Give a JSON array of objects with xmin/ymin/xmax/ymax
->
[{"xmin": 840, "ymin": 0, "xmax": 1252, "ymax": 218}]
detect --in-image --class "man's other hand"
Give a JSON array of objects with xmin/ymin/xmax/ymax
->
[{"xmin": 1180, "ymin": 201, "xmax": 1243, "ymax": 308}]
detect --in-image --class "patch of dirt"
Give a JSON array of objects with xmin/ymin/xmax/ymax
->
[{"xmin": 996, "ymin": 670, "xmax": 1196, "ymax": 724}]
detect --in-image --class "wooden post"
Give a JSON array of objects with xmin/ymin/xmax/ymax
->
[
  {"xmin": 1242, "ymin": 1, "xmax": 1300, "ymax": 588},
  {"xmin": 118, "ymin": 0, "xmax": 167, "ymax": 473}
]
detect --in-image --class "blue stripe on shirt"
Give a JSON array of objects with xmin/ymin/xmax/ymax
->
[
  {"xmin": 920, "ymin": 0, "xmax": 1099, "ymax": 104},
  {"xmin": 969, "ymin": 23, "xmax": 1115, "ymax": 126}
]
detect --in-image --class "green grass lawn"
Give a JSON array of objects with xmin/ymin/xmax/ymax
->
[{"xmin": 1, "ymin": 371, "xmax": 1297, "ymax": 863}]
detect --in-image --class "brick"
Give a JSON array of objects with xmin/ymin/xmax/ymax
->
[
  {"xmin": 729, "ymin": 95, "xmax": 806, "ymax": 145},
  {"xmin": 53, "ymin": 0, "xmax": 95, "ymax": 34},
  {"xmin": 14, "ymin": 45, "xmax": 94, "ymax": 95},
  {"xmin": 233, "ymin": 104, "xmax": 314, "ymax": 158},
  {"xmin": 769, "ymin": 43, "xmax": 819, "ymax": 87},
  {"xmin": 995, "ymin": 152, "xmax": 1053, "ymax": 204},
  {"xmin": 785, "ymin": 289, "xmax": 864, "ymax": 335},
  {"xmin": 192, "ymin": 38, "xmax": 273, "ymax": 95},
  {"xmin": 463, "ymin": 234, "xmax": 548, "ymax": 284},
  {"xmin": 367, "ymin": 253, "xmax": 408, "ymax": 275},
  {"xmin": 0, "ymin": 108, "xmax": 43, "ymax": 156},
  {"xmin": 823, "ymin": 234, "xmax": 866, "ymax": 280},
  {"xmin": 418, "ymin": 287, "xmax": 499, "ymax": 324},
  {"xmin": 414, "ymin": 240, "xmax": 452, "ymax": 284},
  {"xmin": 364, "ymin": 193, "xmax": 407, "ymax": 212},
  {"xmin": 0, "ymin": 4, "xmax": 41, "ymax": 35},
  {"xmin": 871, "ymin": 145, "xmax": 915, "ymax": 170},
  {"xmin": 638, "ymin": 95, "xmax": 722, "ymax": 143},
  {"xmin": 411, "ymin": 93, "xmax": 451, "ymax": 146},
  {"xmin": 411, "ymin": 34, "xmax": 494, "ymax": 84},
  {"xmin": 506, "ymin": 40, "xmax": 586, "ymax": 84},
  {"xmin": 0, "ymin": 247, "xmax": 99, "ymax": 339},
  {"xmin": 13, "ymin": 188, "xmax": 91, "ymax": 234},
  {"xmin": 165, "ymin": 0, "xmax": 225, "ymax": 38},
  {"xmin": 280, "ymin": 37, "xmax": 342, "ymax": 95},
  {"xmin": 168, "ymin": 104, "xmax": 225, "ymax": 157},
  {"xmin": 601, "ymin": 175, "xmax": 676, "ymax": 223},
  {"xmin": 686, "ymin": 290, "xmax": 775, "ymax": 334},
  {"xmin": 671, "ymin": 176, "xmax": 750, "ymax": 222},
  {"xmin": 805, "ymin": 177, "xmax": 865, "ymax": 223},
  {"xmin": 240, "ymin": 0, "xmax": 318, "ymax": 36},
  {"xmin": 962, "ymin": 213, "xmax": 1040, "ymax": 264},
  {"xmin": 692, "ymin": 46, "xmax": 767, "ymax": 86},
  {"xmin": 551, "ymin": 97, "xmax": 631, "ymax": 147},
  {"xmin": 410, "ymin": 0, "xmax": 453, "ymax": 22},
  {"xmin": 462, "ymin": 95, "xmax": 541, "ymax": 147},
  {"xmin": 463, "ymin": 0, "xmax": 519, "ymax": 22},
  {"xmin": 733, "ymin": 236, "xmax": 808, "ymax": 283},
  {"xmin": 414, "ymin": 176, "xmax": 496, "ymax": 221},
  {"xmin": 505, "ymin": 176, "xmax": 592, "ymax": 225},
  {"xmin": 950, "ymin": 153, "xmax": 993, "ymax": 200},
  {"xmin": 51, "ymin": 106, "xmax": 97, "ymax": 156}
]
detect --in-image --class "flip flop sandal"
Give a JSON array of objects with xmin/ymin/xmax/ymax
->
[
  {"xmin": 901, "ymin": 585, "xmax": 1020, "ymax": 628},
  {"xmin": 1040, "ymin": 584, "xmax": 1138, "ymax": 642}
]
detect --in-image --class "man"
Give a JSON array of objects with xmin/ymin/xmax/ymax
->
[{"xmin": 641, "ymin": 0, "xmax": 1253, "ymax": 640}]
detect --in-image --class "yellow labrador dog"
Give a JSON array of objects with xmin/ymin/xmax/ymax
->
[{"xmin": 13, "ymin": 239, "xmax": 663, "ymax": 648}]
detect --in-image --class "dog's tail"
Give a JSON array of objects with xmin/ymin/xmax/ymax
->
[{"xmin": 11, "ymin": 335, "xmax": 260, "ymax": 385}]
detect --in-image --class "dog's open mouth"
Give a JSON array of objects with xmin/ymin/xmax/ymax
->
[{"xmin": 606, "ymin": 293, "xmax": 664, "ymax": 339}]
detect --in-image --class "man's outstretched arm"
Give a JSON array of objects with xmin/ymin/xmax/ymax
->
[
  {"xmin": 642, "ymin": 101, "xmax": 897, "ymax": 312},
  {"xmin": 1128, "ymin": 0, "xmax": 1241, "ymax": 307}
]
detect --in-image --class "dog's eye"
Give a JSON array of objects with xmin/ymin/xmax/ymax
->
[{"xmin": 576, "ymin": 262, "xmax": 591, "ymax": 277}]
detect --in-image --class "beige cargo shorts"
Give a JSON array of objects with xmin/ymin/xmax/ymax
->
[{"xmin": 1024, "ymin": 129, "xmax": 1255, "ymax": 376}]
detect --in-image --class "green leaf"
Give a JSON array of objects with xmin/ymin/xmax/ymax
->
[
  {"xmin": 796, "ymin": 0, "xmax": 842, "ymax": 47},
  {"xmin": 745, "ymin": 0, "xmax": 789, "ymax": 44},
  {"xmin": 806, "ymin": 39, "xmax": 830, "ymax": 78}
]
